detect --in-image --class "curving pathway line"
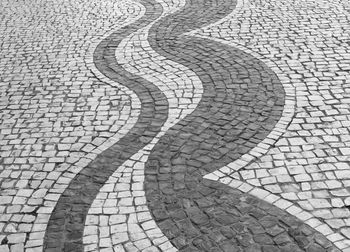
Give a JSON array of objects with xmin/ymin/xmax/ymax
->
[
  {"xmin": 83, "ymin": 0, "xmax": 205, "ymax": 250},
  {"xmin": 43, "ymin": 1, "xmax": 169, "ymax": 251},
  {"xmin": 143, "ymin": 0, "xmax": 339, "ymax": 251}
]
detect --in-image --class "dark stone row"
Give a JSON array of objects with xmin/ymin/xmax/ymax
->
[
  {"xmin": 144, "ymin": 0, "xmax": 338, "ymax": 251},
  {"xmin": 43, "ymin": 2, "xmax": 166, "ymax": 251}
]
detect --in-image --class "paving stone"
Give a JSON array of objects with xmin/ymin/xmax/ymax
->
[{"xmin": 0, "ymin": 0, "xmax": 347, "ymax": 251}]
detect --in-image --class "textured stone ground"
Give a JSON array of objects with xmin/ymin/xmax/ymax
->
[{"xmin": 1, "ymin": 0, "xmax": 350, "ymax": 251}]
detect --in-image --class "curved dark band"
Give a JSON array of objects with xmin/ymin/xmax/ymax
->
[
  {"xmin": 43, "ymin": 1, "xmax": 166, "ymax": 251},
  {"xmin": 42, "ymin": 0, "xmax": 338, "ymax": 251},
  {"xmin": 144, "ymin": 0, "xmax": 337, "ymax": 251}
]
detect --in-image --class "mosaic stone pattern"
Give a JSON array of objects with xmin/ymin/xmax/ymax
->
[{"xmin": 0, "ymin": 0, "xmax": 349, "ymax": 251}]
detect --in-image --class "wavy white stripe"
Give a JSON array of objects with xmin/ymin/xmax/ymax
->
[{"xmin": 83, "ymin": 0, "xmax": 204, "ymax": 251}]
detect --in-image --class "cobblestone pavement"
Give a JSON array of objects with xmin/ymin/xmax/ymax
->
[{"xmin": 1, "ymin": 0, "xmax": 350, "ymax": 251}]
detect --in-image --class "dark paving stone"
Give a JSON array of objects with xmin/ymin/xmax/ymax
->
[
  {"xmin": 43, "ymin": 1, "xmax": 166, "ymax": 251},
  {"xmin": 144, "ymin": 0, "xmax": 338, "ymax": 251}
]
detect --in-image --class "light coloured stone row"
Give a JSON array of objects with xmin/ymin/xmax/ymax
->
[
  {"xmin": 0, "ymin": 0, "xmax": 144, "ymax": 251},
  {"xmin": 194, "ymin": 0, "xmax": 350, "ymax": 250},
  {"xmin": 83, "ymin": 0, "xmax": 206, "ymax": 251},
  {"xmin": 84, "ymin": 150, "xmax": 176, "ymax": 252}
]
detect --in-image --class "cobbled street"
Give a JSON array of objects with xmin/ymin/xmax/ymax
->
[{"xmin": 1, "ymin": 0, "xmax": 350, "ymax": 251}]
